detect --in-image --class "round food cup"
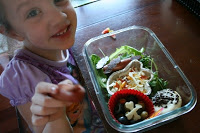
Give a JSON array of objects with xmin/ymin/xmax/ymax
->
[{"xmin": 108, "ymin": 89, "xmax": 154, "ymax": 124}]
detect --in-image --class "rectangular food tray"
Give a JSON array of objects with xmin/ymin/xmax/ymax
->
[{"xmin": 83, "ymin": 25, "xmax": 197, "ymax": 132}]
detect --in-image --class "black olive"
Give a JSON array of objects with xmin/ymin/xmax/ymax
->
[
  {"xmin": 129, "ymin": 119, "xmax": 136, "ymax": 124},
  {"xmin": 126, "ymin": 95, "xmax": 138, "ymax": 104},
  {"xmin": 114, "ymin": 103, "xmax": 125, "ymax": 115},
  {"xmin": 136, "ymin": 108, "xmax": 143, "ymax": 115},
  {"xmin": 118, "ymin": 116, "xmax": 129, "ymax": 125},
  {"xmin": 115, "ymin": 113, "xmax": 124, "ymax": 120},
  {"xmin": 129, "ymin": 118, "xmax": 142, "ymax": 124}
]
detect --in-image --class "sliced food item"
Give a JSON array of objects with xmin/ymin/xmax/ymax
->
[
  {"xmin": 103, "ymin": 56, "xmax": 141, "ymax": 74},
  {"xmin": 103, "ymin": 57, "xmax": 121, "ymax": 73},
  {"xmin": 96, "ymin": 56, "xmax": 109, "ymax": 69},
  {"xmin": 152, "ymin": 89, "xmax": 182, "ymax": 114}
]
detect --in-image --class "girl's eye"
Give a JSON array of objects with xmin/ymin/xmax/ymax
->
[
  {"xmin": 54, "ymin": 0, "xmax": 67, "ymax": 6},
  {"xmin": 54, "ymin": 0, "xmax": 62, "ymax": 2},
  {"xmin": 27, "ymin": 9, "xmax": 41, "ymax": 19}
]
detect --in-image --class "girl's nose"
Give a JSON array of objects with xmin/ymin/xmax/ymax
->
[{"xmin": 47, "ymin": 7, "xmax": 67, "ymax": 28}]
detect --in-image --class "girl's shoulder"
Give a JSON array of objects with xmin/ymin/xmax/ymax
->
[
  {"xmin": 0, "ymin": 54, "xmax": 51, "ymax": 106},
  {"xmin": 3, "ymin": 48, "xmax": 51, "ymax": 79},
  {"xmin": 3, "ymin": 54, "xmax": 50, "ymax": 79}
]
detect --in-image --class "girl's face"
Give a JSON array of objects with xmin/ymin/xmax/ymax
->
[{"xmin": 2, "ymin": 0, "xmax": 77, "ymax": 51}]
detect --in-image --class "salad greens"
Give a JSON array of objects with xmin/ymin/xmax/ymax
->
[
  {"xmin": 90, "ymin": 45, "xmax": 168, "ymax": 100},
  {"xmin": 90, "ymin": 54, "xmax": 111, "ymax": 100},
  {"xmin": 149, "ymin": 72, "xmax": 168, "ymax": 97},
  {"xmin": 139, "ymin": 55, "xmax": 153, "ymax": 69},
  {"xmin": 90, "ymin": 54, "xmax": 107, "ymax": 89},
  {"xmin": 109, "ymin": 45, "xmax": 144, "ymax": 61}
]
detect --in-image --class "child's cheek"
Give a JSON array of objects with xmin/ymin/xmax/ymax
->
[{"xmin": 26, "ymin": 32, "xmax": 47, "ymax": 48}]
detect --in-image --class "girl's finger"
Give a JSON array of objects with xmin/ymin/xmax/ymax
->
[
  {"xmin": 52, "ymin": 84, "xmax": 85, "ymax": 102},
  {"xmin": 30, "ymin": 103, "xmax": 61, "ymax": 116},
  {"xmin": 31, "ymin": 93, "xmax": 71, "ymax": 107},
  {"xmin": 35, "ymin": 82, "xmax": 59, "ymax": 95},
  {"xmin": 32, "ymin": 108, "xmax": 64, "ymax": 126},
  {"xmin": 58, "ymin": 79, "xmax": 73, "ymax": 85}
]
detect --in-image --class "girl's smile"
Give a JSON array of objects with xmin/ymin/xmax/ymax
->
[
  {"xmin": 51, "ymin": 24, "xmax": 71, "ymax": 40},
  {"xmin": 1, "ymin": 0, "xmax": 77, "ymax": 61}
]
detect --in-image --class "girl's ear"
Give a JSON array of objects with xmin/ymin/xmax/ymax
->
[
  {"xmin": 0, "ymin": 26, "xmax": 24, "ymax": 41},
  {"xmin": 6, "ymin": 30, "xmax": 24, "ymax": 41},
  {"xmin": 0, "ymin": 25, "xmax": 5, "ymax": 34}
]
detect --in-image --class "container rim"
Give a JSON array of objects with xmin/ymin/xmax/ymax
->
[{"xmin": 82, "ymin": 25, "xmax": 197, "ymax": 132}]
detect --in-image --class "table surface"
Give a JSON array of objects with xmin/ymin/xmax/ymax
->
[{"xmin": 73, "ymin": 0, "xmax": 200, "ymax": 132}]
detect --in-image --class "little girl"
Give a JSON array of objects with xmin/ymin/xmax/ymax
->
[{"xmin": 0, "ymin": 0, "xmax": 104, "ymax": 132}]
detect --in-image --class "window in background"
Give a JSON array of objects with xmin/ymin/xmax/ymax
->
[
  {"xmin": 72, "ymin": 0, "xmax": 100, "ymax": 7},
  {"xmin": 0, "ymin": 35, "xmax": 8, "ymax": 54}
]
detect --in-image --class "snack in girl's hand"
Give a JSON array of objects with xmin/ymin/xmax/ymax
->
[
  {"xmin": 108, "ymin": 89, "xmax": 154, "ymax": 125},
  {"xmin": 51, "ymin": 84, "xmax": 85, "ymax": 103}
]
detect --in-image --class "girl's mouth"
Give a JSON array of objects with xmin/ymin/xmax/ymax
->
[
  {"xmin": 56, "ymin": 28, "xmax": 68, "ymax": 36},
  {"xmin": 52, "ymin": 25, "xmax": 71, "ymax": 38}
]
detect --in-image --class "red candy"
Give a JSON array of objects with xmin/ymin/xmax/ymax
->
[{"xmin": 102, "ymin": 27, "xmax": 116, "ymax": 39}]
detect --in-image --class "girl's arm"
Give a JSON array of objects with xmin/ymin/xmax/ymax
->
[
  {"xmin": 18, "ymin": 103, "xmax": 73, "ymax": 133},
  {"xmin": 17, "ymin": 102, "xmax": 45, "ymax": 132},
  {"xmin": 43, "ymin": 112, "xmax": 73, "ymax": 133},
  {"xmin": 17, "ymin": 81, "xmax": 74, "ymax": 133}
]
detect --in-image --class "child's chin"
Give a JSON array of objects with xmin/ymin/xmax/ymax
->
[
  {"xmin": 64, "ymin": 42, "xmax": 74, "ymax": 49},
  {"xmin": 61, "ymin": 44, "xmax": 73, "ymax": 50}
]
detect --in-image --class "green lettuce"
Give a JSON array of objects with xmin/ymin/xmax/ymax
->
[
  {"xmin": 109, "ymin": 45, "xmax": 144, "ymax": 61},
  {"xmin": 90, "ymin": 45, "xmax": 168, "ymax": 99},
  {"xmin": 90, "ymin": 54, "xmax": 107, "ymax": 89}
]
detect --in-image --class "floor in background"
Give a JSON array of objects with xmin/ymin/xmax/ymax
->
[{"xmin": 72, "ymin": 0, "xmax": 100, "ymax": 7}]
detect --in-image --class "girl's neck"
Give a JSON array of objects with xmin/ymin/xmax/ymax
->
[{"xmin": 23, "ymin": 46, "xmax": 66, "ymax": 61}]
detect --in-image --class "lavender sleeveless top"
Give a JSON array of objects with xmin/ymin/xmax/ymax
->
[{"xmin": 0, "ymin": 48, "xmax": 104, "ymax": 133}]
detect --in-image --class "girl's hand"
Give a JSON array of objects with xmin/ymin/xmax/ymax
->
[
  {"xmin": 30, "ymin": 79, "xmax": 85, "ymax": 126},
  {"xmin": 51, "ymin": 80, "xmax": 85, "ymax": 103},
  {"xmin": 31, "ymin": 81, "xmax": 71, "ymax": 126}
]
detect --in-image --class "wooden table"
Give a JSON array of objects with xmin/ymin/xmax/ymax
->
[{"xmin": 72, "ymin": 0, "xmax": 200, "ymax": 132}]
